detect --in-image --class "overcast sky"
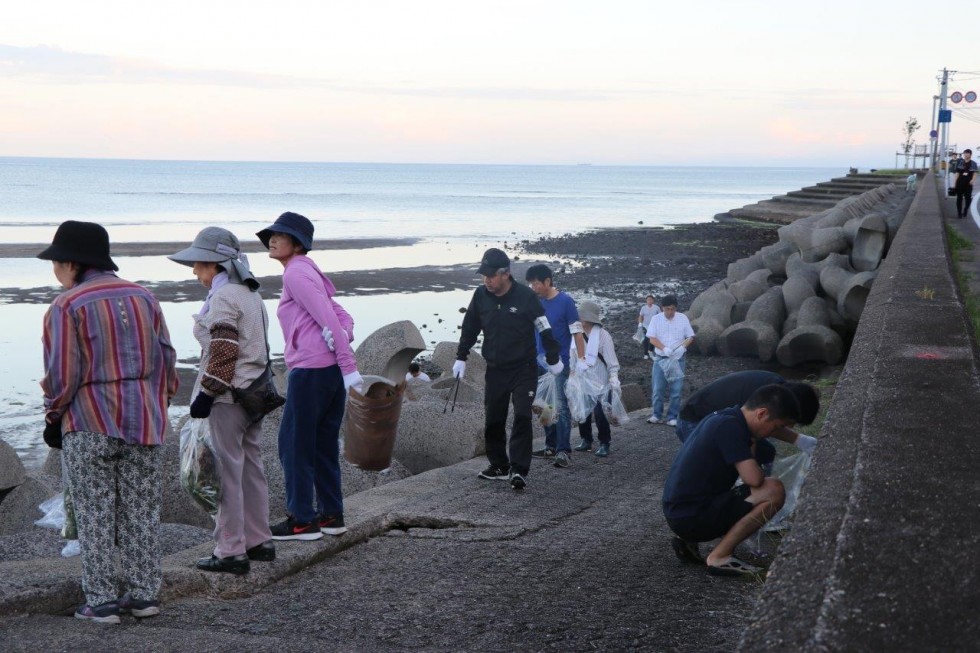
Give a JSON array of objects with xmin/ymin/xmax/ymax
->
[{"xmin": 2, "ymin": 0, "xmax": 979, "ymax": 167}]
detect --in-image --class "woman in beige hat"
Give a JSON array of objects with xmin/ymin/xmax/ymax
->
[
  {"xmin": 169, "ymin": 227, "xmax": 275, "ymax": 575},
  {"xmin": 572, "ymin": 301, "xmax": 621, "ymax": 457}
]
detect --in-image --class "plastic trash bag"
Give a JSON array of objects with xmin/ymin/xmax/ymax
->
[
  {"xmin": 566, "ymin": 369, "xmax": 604, "ymax": 424},
  {"xmin": 35, "ymin": 494, "xmax": 65, "ymax": 530},
  {"xmin": 532, "ymin": 373, "xmax": 558, "ymax": 427},
  {"xmin": 61, "ymin": 540, "xmax": 81, "ymax": 557},
  {"xmin": 601, "ymin": 389, "xmax": 631, "ymax": 426},
  {"xmin": 179, "ymin": 418, "xmax": 222, "ymax": 514},
  {"xmin": 632, "ymin": 324, "xmax": 646, "ymax": 344},
  {"xmin": 656, "ymin": 356, "xmax": 684, "ymax": 383},
  {"xmin": 763, "ymin": 451, "xmax": 812, "ymax": 532}
]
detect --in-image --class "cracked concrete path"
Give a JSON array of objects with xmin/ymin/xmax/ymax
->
[{"xmin": 0, "ymin": 414, "xmax": 777, "ymax": 652}]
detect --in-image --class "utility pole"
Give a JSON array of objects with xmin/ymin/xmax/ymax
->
[
  {"xmin": 931, "ymin": 94, "xmax": 939, "ymax": 169},
  {"xmin": 939, "ymin": 68, "xmax": 950, "ymax": 163}
]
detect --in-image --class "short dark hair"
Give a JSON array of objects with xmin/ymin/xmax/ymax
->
[
  {"xmin": 782, "ymin": 382, "xmax": 820, "ymax": 425},
  {"xmin": 408, "ymin": 362, "xmax": 421, "ymax": 374},
  {"xmin": 966, "ymin": 149, "xmax": 973, "ymax": 155},
  {"xmin": 55, "ymin": 260, "xmax": 92, "ymax": 285},
  {"xmin": 660, "ymin": 294, "xmax": 678, "ymax": 308},
  {"xmin": 289, "ymin": 234, "xmax": 309, "ymax": 255},
  {"xmin": 525, "ymin": 264, "xmax": 553, "ymax": 284},
  {"xmin": 744, "ymin": 384, "xmax": 801, "ymax": 423},
  {"xmin": 646, "ymin": 294, "xmax": 655, "ymax": 300}
]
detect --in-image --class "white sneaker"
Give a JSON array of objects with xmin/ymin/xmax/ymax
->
[
  {"xmin": 666, "ymin": 419, "xmax": 677, "ymax": 427},
  {"xmin": 647, "ymin": 415, "xmax": 663, "ymax": 424}
]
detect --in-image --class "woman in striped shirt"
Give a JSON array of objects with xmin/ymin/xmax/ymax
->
[{"xmin": 39, "ymin": 221, "xmax": 178, "ymax": 624}]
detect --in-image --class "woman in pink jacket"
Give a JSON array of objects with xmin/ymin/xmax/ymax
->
[{"xmin": 257, "ymin": 212, "xmax": 363, "ymax": 541}]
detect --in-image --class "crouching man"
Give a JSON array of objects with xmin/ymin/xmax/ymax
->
[{"xmin": 661, "ymin": 384, "xmax": 799, "ymax": 576}]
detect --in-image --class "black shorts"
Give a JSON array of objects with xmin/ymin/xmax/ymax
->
[{"xmin": 666, "ymin": 484, "xmax": 754, "ymax": 543}]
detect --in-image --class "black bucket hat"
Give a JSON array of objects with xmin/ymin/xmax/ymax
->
[
  {"xmin": 37, "ymin": 220, "xmax": 119, "ymax": 271},
  {"xmin": 256, "ymin": 212, "xmax": 315, "ymax": 251}
]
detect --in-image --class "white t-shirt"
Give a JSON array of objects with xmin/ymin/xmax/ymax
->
[
  {"xmin": 639, "ymin": 303, "xmax": 662, "ymax": 328},
  {"xmin": 645, "ymin": 312, "xmax": 694, "ymax": 356},
  {"xmin": 405, "ymin": 371, "xmax": 431, "ymax": 383}
]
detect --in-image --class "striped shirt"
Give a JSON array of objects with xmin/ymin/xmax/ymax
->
[{"xmin": 41, "ymin": 271, "xmax": 179, "ymax": 446}]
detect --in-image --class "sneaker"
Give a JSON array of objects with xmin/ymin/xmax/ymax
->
[
  {"xmin": 647, "ymin": 415, "xmax": 663, "ymax": 424},
  {"xmin": 117, "ymin": 592, "xmax": 160, "ymax": 618},
  {"xmin": 531, "ymin": 447, "xmax": 556, "ymax": 458},
  {"xmin": 318, "ymin": 514, "xmax": 349, "ymax": 536},
  {"xmin": 270, "ymin": 516, "xmax": 324, "ymax": 541},
  {"xmin": 671, "ymin": 535, "xmax": 705, "ymax": 564},
  {"xmin": 510, "ymin": 472, "xmax": 527, "ymax": 490},
  {"xmin": 554, "ymin": 452, "xmax": 570, "ymax": 468},
  {"xmin": 573, "ymin": 440, "xmax": 592, "ymax": 452},
  {"xmin": 74, "ymin": 602, "xmax": 121, "ymax": 624},
  {"xmin": 478, "ymin": 465, "xmax": 511, "ymax": 480},
  {"xmin": 666, "ymin": 419, "xmax": 677, "ymax": 427},
  {"xmin": 197, "ymin": 554, "xmax": 250, "ymax": 575},
  {"xmin": 595, "ymin": 443, "xmax": 610, "ymax": 457}
]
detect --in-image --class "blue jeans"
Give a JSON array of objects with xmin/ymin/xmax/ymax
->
[
  {"xmin": 543, "ymin": 367, "xmax": 571, "ymax": 453},
  {"xmin": 651, "ymin": 356, "xmax": 685, "ymax": 422}
]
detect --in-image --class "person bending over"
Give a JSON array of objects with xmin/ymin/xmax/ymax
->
[{"xmin": 662, "ymin": 384, "xmax": 799, "ymax": 576}]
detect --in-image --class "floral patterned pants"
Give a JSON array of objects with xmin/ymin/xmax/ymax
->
[{"xmin": 63, "ymin": 431, "xmax": 163, "ymax": 607}]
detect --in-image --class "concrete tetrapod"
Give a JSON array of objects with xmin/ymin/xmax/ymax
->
[
  {"xmin": 726, "ymin": 252, "xmax": 765, "ymax": 283},
  {"xmin": 354, "ymin": 320, "xmax": 427, "ymax": 383},
  {"xmin": 850, "ymin": 214, "xmax": 888, "ymax": 272},
  {"xmin": 760, "ymin": 241, "xmax": 795, "ymax": 276},
  {"xmin": 818, "ymin": 256, "xmax": 857, "ymax": 302},
  {"xmin": 717, "ymin": 286, "xmax": 786, "ymax": 362},
  {"xmin": 686, "ymin": 280, "xmax": 728, "ymax": 321},
  {"xmin": 689, "ymin": 290, "xmax": 736, "ymax": 355},
  {"xmin": 837, "ymin": 270, "xmax": 878, "ymax": 324},
  {"xmin": 0, "ymin": 440, "xmax": 26, "ymax": 491},
  {"xmin": 776, "ymin": 296, "xmax": 844, "ymax": 367},
  {"xmin": 431, "ymin": 341, "xmax": 486, "ymax": 387}
]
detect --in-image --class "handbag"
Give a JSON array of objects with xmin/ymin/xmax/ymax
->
[{"xmin": 230, "ymin": 308, "xmax": 285, "ymax": 425}]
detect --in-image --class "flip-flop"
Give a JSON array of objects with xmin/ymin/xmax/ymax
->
[
  {"xmin": 706, "ymin": 557, "xmax": 763, "ymax": 577},
  {"xmin": 671, "ymin": 536, "xmax": 704, "ymax": 564}
]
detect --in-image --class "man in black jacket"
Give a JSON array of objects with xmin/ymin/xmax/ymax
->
[{"xmin": 455, "ymin": 248, "xmax": 563, "ymax": 490}]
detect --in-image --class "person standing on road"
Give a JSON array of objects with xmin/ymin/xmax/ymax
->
[
  {"xmin": 646, "ymin": 295, "xmax": 694, "ymax": 427},
  {"xmin": 455, "ymin": 248, "xmax": 563, "ymax": 491},
  {"xmin": 257, "ymin": 212, "xmax": 364, "ymax": 541},
  {"xmin": 39, "ymin": 221, "xmax": 178, "ymax": 623},
  {"xmin": 954, "ymin": 149, "xmax": 978, "ymax": 219},
  {"xmin": 638, "ymin": 295, "xmax": 661, "ymax": 357},
  {"xmin": 674, "ymin": 370, "xmax": 820, "ymax": 473},
  {"xmin": 572, "ymin": 301, "xmax": 621, "ymax": 458},
  {"xmin": 525, "ymin": 264, "xmax": 585, "ymax": 469},
  {"xmin": 663, "ymin": 384, "xmax": 797, "ymax": 577},
  {"xmin": 168, "ymin": 227, "xmax": 276, "ymax": 575}
]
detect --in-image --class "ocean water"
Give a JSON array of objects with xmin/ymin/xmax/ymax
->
[{"xmin": 0, "ymin": 157, "xmax": 842, "ymax": 465}]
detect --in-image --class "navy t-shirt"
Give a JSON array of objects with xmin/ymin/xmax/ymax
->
[
  {"xmin": 662, "ymin": 406, "xmax": 754, "ymax": 520},
  {"xmin": 535, "ymin": 291, "xmax": 579, "ymax": 366},
  {"xmin": 679, "ymin": 370, "xmax": 784, "ymax": 422}
]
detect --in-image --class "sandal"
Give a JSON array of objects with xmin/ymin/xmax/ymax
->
[
  {"xmin": 706, "ymin": 556, "xmax": 763, "ymax": 577},
  {"xmin": 671, "ymin": 536, "xmax": 704, "ymax": 564}
]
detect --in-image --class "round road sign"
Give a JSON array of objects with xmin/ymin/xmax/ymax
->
[
  {"xmin": 951, "ymin": 91, "xmax": 964, "ymax": 103},
  {"xmin": 967, "ymin": 91, "xmax": 978, "ymax": 103}
]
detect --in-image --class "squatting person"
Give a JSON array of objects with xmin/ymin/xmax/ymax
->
[{"xmin": 455, "ymin": 248, "xmax": 563, "ymax": 490}]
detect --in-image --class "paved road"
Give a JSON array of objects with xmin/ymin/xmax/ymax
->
[{"xmin": 0, "ymin": 416, "xmax": 773, "ymax": 652}]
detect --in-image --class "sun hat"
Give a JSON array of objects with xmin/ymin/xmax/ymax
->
[
  {"xmin": 477, "ymin": 248, "xmax": 510, "ymax": 276},
  {"xmin": 36, "ymin": 221, "xmax": 119, "ymax": 271},
  {"xmin": 256, "ymin": 212, "xmax": 314, "ymax": 251},
  {"xmin": 578, "ymin": 301, "xmax": 602, "ymax": 326},
  {"xmin": 169, "ymin": 227, "xmax": 258, "ymax": 289}
]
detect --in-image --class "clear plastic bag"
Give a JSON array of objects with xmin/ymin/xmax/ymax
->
[
  {"xmin": 763, "ymin": 452, "xmax": 812, "ymax": 532},
  {"xmin": 632, "ymin": 324, "xmax": 646, "ymax": 343},
  {"xmin": 35, "ymin": 494, "xmax": 66, "ymax": 530},
  {"xmin": 179, "ymin": 418, "xmax": 222, "ymax": 514},
  {"xmin": 656, "ymin": 356, "xmax": 684, "ymax": 383},
  {"xmin": 566, "ymin": 369, "xmax": 604, "ymax": 423},
  {"xmin": 61, "ymin": 540, "xmax": 81, "ymax": 557},
  {"xmin": 601, "ymin": 389, "xmax": 631, "ymax": 426},
  {"xmin": 533, "ymin": 373, "xmax": 558, "ymax": 427}
]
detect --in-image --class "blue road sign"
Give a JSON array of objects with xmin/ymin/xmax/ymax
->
[{"xmin": 939, "ymin": 110, "xmax": 952, "ymax": 123}]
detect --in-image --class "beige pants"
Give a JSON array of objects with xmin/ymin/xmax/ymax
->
[{"xmin": 208, "ymin": 402, "xmax": 273, "ymax": 557}]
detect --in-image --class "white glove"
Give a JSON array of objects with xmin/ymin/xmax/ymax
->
[
  {"xmin": 343, "ymin": 371, "xmax": 364, "ymax": 394},
  {"xmin": 670, "ymin": 345, "xmax": 686, "ymax": 360},
  {"xmin": 575, "ymin": 359, "xmax": 589, "ymax": 374},
  {"xmin": 662, "ymin": 346, "xmax": 674, "ymax": 357},
  {"xmin": 547, "ymin": 360, "xmax": 564, "ymax": 376},
  {"xmin": 452, "ymin": 360, "xmax": 466, "ymax": 378},
  {"xmin": 322, "ymin": 327, "xmax": 335, "ymax": 351},
  {"xmin": 609, "ymin": 375, "xmax": 621, "ymax": 390},
  {"xmin": 796, "ymin": 433, "xmax": 818, "ymax": 454}
]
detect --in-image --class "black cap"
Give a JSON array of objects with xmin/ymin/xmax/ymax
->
[
  {"xmin": 37, "ymin": 221, "xmax": 119, "ymax": 271},
  {"xmin": 477, "ymin": 248, "xmax": 510, "ymax": 276}
]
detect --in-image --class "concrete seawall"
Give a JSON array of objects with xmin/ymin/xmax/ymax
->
[{"xmin": 738, "ymin": 176, "xmax": 980, "ymax": 650}]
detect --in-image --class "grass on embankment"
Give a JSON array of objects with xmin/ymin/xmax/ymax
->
[{"xmin": 946, "ymin": 224, "xmax": 980, "ymax": 344}]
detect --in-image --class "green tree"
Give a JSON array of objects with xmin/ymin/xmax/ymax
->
[{"xmin": 901, "ymin": 117, "xmax": 920, "ymax": 169}]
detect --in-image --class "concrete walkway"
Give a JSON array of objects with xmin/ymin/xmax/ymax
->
[{"xmin": 0, "ymin": 415, "xmax": 776, "ymax": 652}]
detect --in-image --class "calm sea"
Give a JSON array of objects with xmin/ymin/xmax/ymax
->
[{"xmin": 0, "ymin": 157, "xmax": 842, "ymax": 466}]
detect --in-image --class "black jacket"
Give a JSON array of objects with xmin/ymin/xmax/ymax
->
[{"xmin": 457, "ymin": 279, "xmax": 561, "ymax": 368}]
